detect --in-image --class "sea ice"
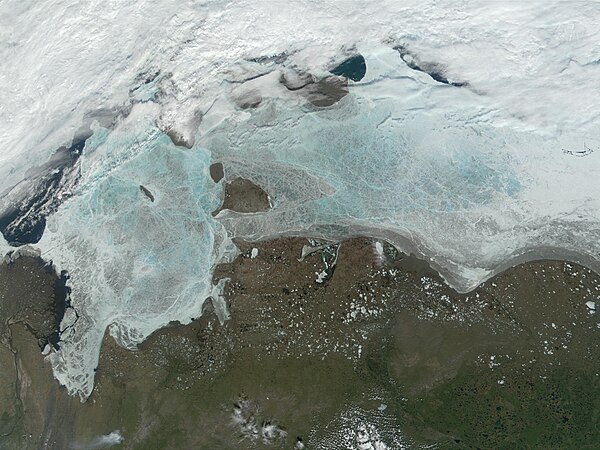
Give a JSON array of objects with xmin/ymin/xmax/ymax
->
[
  {"xmin": 1, "ymin": 0, "xmax": 600, "ymax": 399},
  {"xmin": 38, "ymin": 104, "xmax": 235, "ymax": 398}
]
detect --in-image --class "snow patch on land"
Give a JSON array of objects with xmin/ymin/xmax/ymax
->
[{"xmin": 2, "ymin": 0, "xmax": 600, "ymax": 398}]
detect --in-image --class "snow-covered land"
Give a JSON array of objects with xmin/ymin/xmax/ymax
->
[{"xmin": 1, "ymin": 0, "xmax": 600, "ymax": 398}]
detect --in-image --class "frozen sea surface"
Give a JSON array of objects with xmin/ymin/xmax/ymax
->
[{"xmin": 1, "ymin": 0, "xmax": 600, "ymax": 398}]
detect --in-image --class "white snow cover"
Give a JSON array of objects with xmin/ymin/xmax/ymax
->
[{"xmin": 1, "ymin": 0, "xmax": 600, "ymax": 398}]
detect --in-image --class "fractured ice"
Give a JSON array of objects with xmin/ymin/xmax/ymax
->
[
  {"xmin": 1, "ymin": 0, "xmax": 600, "ymax": 399},
  {"xmin": 37, "ymin": 104, "xmax": 235, "ymax": 398}
]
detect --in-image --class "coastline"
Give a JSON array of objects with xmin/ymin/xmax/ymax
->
[{"xmin": 1, "ymin": 235, "xmax": 600, "ymax": 448}]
